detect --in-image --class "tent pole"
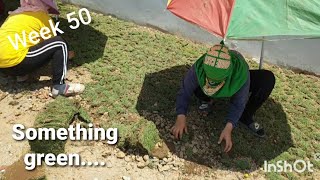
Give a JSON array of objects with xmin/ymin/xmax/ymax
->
[
  {"xmin": 54, "ymin": 0, "xmax": 59, "ymax": 21},
  {"xmin": 259, "ymin": 40, "xmax": 265, "ymax": 69}
]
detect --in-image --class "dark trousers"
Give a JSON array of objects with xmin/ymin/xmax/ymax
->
[
  {"xmin": 0, "ymin": 0, "xmax": 4, "ymax": 15},
  {"xmin": 194, "ymin": 70, "xmax": 276, "ymax": 125},
  {"xmin": 1, "ymin": 36, "xmax": 69, "ymax": 85}
]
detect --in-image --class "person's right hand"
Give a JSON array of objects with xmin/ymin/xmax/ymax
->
[{"xmin": 171, "ymin": 115, "xmax": 187, "ymax": 139}]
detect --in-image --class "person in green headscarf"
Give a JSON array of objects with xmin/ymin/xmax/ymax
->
[{"xmin": 171, "ymin": 42, "xmax": 275, "ymax": 152}]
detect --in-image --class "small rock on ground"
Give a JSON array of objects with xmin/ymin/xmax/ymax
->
[
  {"xmin": 135, "ymin": 156, "xmax": 144, "ymax": 162},
  {"xmin": 137, "ymin": 162, "xmax": 147, "ymax": 169},
  {"xmin": 116, "ymin": 152, "xmax": 125, "ymax": 159},
  {"xmin": 143, "ymin": 155, "xmax": 149, "ymax": 161},
  {"xmin": 124, "ymin": 156, "xmax": 132, "ymax": 162},
  {"xmin": 106, "ymin": 162, "xmax": 112, "ymax": 168},
  {"xmin": 122, "ymin": 176, "xmax": 131, "ymax": 180},
  {"xmin": 162, "ymin": 165, "xmax": 170, "ymax": 171}
]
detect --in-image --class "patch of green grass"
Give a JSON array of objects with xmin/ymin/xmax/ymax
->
[
  {"xmin": 235, "ymin": 159, "xmax": 251, "ymax": 171},
  {"xmin": 104, "ymin": 118, "xmax": 162, "ymax": 155},
  {"xmin": 138, "ymin": 120, "xmax": 161, "ymax": 153},
  {"xmin": 266, "ymin": 173, "xmax": 287, "ymax": 180},
  {"xmin": 181, "ymin": 133, "xmax": 192, "ymax": 143},
  {"xmin": 186, "ymin": 147, "xmax": 193, "ymax": 158},
  {"xmin": 34, "ymin": 96, "xmax": 78, "ymax": 128},
  {"xmin": 30, "ymin": 96, "xmax": 91, "ymax": 155},
  {"xmin": 106, "ymin": 121, "xmax": 133, "ymax": 147},
  {"xmin": 220, "ymin": 156, "xmax": 253, "ymax": 171}
]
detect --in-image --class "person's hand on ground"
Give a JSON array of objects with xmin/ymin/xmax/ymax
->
[
  {"xmin": 171, "ymin": 114, "xmax": 187, "ymax": 139},
  {"xmin": 218, "ymin": 122, "xmax": 233, "ymax": 153}
]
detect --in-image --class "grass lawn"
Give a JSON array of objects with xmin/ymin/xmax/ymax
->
[{"xmin": 2, "ymin": 0, "xmax": 320, "ymax": 179}]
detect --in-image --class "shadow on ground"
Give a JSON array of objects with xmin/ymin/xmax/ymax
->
[
  {"xmin": 58, "ymin": 18, "xmax": 108, "ymax": 67},
  {"xmin": 0, "ymin": 0, "xmax": 19, "ymax": 24},
  {"xmin": 136, "ymin": 65, "xmax": 294, "ymax": 171},
  {"xmin": 0, "ymin": 1, "xmax": 108, "ymax": 93}
]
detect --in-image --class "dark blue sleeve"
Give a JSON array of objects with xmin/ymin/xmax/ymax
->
[
  {"xmin": 226, "ymin": 71, "xmax": 250, "ymax": 128},
  {"xmin": 176, "ymin": 65, "xmax": 199, "ymax": 115}
]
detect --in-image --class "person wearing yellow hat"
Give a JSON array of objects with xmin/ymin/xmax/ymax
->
[
  {"xmin": 0, "ymin": 0, "xmax": 84, "ymax": 97},
  {"xmin": 171, "ymin": 42, "xmax": 275, "ymax": 152}
]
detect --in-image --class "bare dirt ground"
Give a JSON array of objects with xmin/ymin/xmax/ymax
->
[{"xmin": 0, "ymin": 67, "xmax": 265, "ymax": 180}]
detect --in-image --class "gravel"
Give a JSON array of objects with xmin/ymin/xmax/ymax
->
[
  {"xmin": 143, "ymin": 155, "xmax": 149, "ymax": 161},
  {"xmin": 124, "ymin": 156, "xmax": 132, "ymax": 162},
  {"xmin": 106, "ymin": 162, "xmax": 112, "ymax": 168},
  {"xmin": 135, "ymin": 156, "xmax": 144, "ymax": 162},
  {"xmin": 122, "ymin": 176, "xmax": 131, "ymax": 180},
  {"xmin": 137, "ymin": 162, "xmax": 147, "ymax": 169},
  {"xmin": 114, "ymin": 145, "xmax": 185, "ymax": 172}
]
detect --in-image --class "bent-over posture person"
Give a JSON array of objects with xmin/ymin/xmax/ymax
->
[
  {"xmin": 171, "ymin": 42, "xmax": 275, "ymax": 152},
  {"xmin": 0, "ymin": 0, "xmax": 84, "ymax": 97}
]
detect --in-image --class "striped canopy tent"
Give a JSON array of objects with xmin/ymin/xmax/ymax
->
[{"xmin": 167, "ymin": 0, "xmax": 320, "ymax": 68}]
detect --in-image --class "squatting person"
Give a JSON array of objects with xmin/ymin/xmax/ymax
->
[
  {"xmin": 0, "ymin": 0, "xmax": 84, "ymax": 97},
  {"xmin": 171, "ymin": 42, "xmax": 275, "ymax": 152}
]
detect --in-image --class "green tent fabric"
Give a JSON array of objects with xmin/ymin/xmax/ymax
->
[
  {"xmin": 227, "ymin": 0, "xmax": 320, "ymax": 40},
  {"xmin": 168, "ymin": 0, "xmax": 320, "ymax": 40}
]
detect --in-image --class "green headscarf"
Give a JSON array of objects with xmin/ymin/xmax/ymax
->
[{"xmin": 195, "ymin": 43, "xmax": 248, "ymax": 98}]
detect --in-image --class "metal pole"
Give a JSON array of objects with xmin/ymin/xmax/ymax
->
[
  {"xmin": 259, "ymin": 40, "xmax": 265, "ymax": 69},
  {"xmin": 54, "ymin": 0, "xmax": 59, "ymax": 21}
]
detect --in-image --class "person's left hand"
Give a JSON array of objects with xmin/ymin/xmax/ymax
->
[{"xmin": 218, "ymin": 122, "xmax": 233, "ymax": 153}]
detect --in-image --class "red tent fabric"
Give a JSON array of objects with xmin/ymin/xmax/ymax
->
[{"xmin": 167, "ymin": 0, "xmax": 235, "ymax": 38}]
